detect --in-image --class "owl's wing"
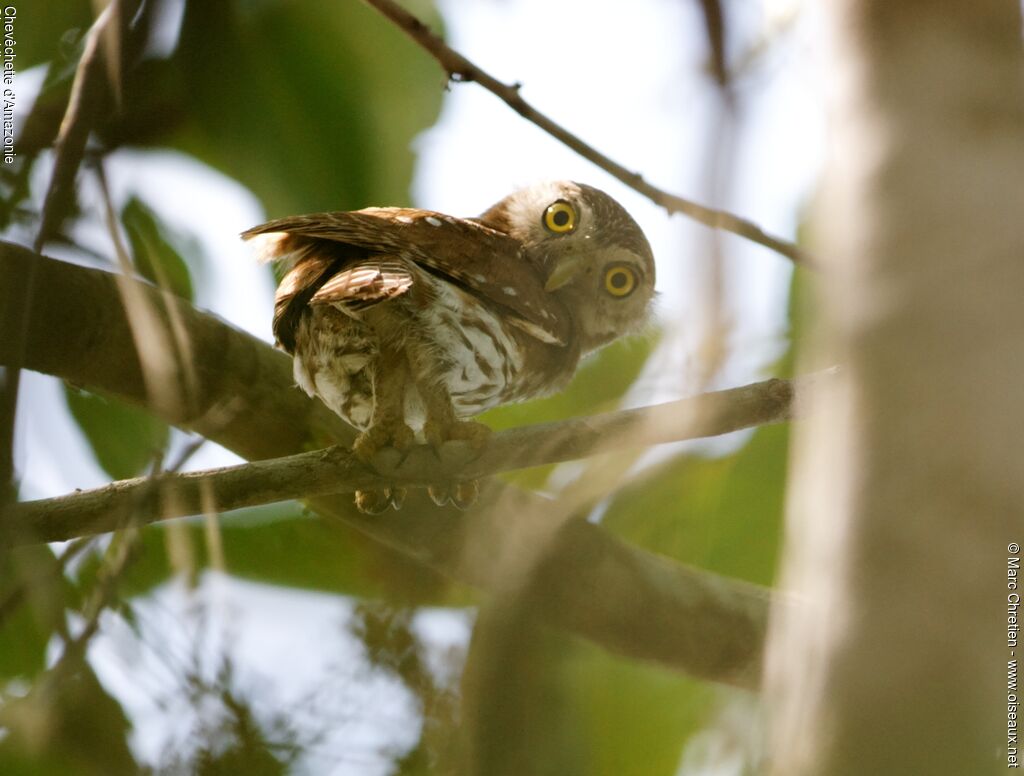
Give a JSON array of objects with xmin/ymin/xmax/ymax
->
[
  {"xmin": 265, "ymin": 240, "xmax": 414, "ymax": 352},
  {"xmin": 243, "ymin": 208, "xmax": 570, "ymax": 346}
]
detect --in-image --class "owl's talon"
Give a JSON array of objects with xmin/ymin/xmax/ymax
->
[
  {"xmin": 426, "ymin": 480, "xmax": 478, "ymax": 509},
  {"xmin": 451, "ymin": 480, "xmax": 479, "ymax": 510},
  {"xmin": 423, "ymin": 420, "xmax": 446, "ymax": 451},
  {"xmin": 427, "ymin": 483, "xmax": 451, "ymax": 507},
  {"xmin": 355, "ymin": 488, "xmax": 393, "ymax": 515},
  {"xmin": 353, "ymin": 483, "xmax": 406, "ymax": 514}
]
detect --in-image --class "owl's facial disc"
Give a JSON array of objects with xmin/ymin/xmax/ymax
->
[{"xmin": 478, "ymin": 180, "xmax": 655, "ymax": 352}]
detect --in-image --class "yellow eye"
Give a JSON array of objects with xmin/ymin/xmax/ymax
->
[
  {"xmin": 604, "ymin": 265, "xmax": 637, "ymax": 297},
  {"xmin": 543, "ymin": 200, "xmax": 577, "ymax": 233}
]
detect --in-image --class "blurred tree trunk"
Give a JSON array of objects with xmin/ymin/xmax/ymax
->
[{"xmin": 766, "ymin": 2, "xmax": 1024, "ymax": 774}]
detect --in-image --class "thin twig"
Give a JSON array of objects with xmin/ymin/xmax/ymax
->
[
  {"xmin": 94, "ymin": 158, "xmax": 193, "ymax": 419},
  {"xmin": 35, "ymin": 3, "xmax": 115, "ymax": 253},
  {"xmin": 1, "ymin": 4, "xmax": 117, "ymax": 522},
  {"xmin": 7, "ymin": 376, "xmax": 797, "ymax": 544},
  {"xmin": 361, "ymin": 0, "xmax": 810, "ymax": 266}
]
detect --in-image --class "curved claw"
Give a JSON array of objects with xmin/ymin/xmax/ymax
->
[
  {"xmin": 354, "ymin": 485, "xmax": 407, "ymax": 514},
  {"xmin": 451, "ymin": 480, "xmax": 479, "ymax": 510},
  {"xmin": 426, "ymin": 480, "xmax": 479, "ymax": 510},
  {"xmin": 355, "ymin": 488, "xmax": 393, "ymax": 515},
  {"xmin": 427, "ymin": 483, "xmax": 451, "ymax": 507}
]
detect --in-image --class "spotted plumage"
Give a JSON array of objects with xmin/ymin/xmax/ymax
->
[{"xmin": 243, "ymin": 180, "xmax": 655, "ymax": 512}]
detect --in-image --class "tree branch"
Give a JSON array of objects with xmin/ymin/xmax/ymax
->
[
  {"xmin": 7, "ymin": 376, "xmax": 794, "ymax": 543},
  {"xmin": 0, "ymin": 243, "xmax": 772, "ymax": 687},
  {"xmin": 361, "ymin": 0, "xmax": 810, "ymax": 266}
]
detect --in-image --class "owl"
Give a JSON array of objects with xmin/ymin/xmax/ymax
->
[{"xmin": 243, "ymin": 181, "xmax": 655, "ymax": 513}]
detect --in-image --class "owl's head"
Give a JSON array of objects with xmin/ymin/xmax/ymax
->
[{"xmin": 480, "ymin": 180, "xmax": 656, "ymax": 355}]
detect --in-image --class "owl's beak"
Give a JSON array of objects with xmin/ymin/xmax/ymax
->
[{"xmin": 544, "ymin": 253, "xmax": 587, "ymax": 292}]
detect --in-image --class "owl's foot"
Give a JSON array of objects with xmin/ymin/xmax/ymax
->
[
  {"xmin": 427, "ymin": 480, "xmax": 479, "ymax": 510},
  {"xmin": 352, "ymin": 421, "xmax": 414, "ymax": 514},
  {"xmin": 352, "ymin": 420, "xmax": 416, "ymax": 465},
  {"xmin": 420, "ymin": 418, "xmax": 489, "ymax": 509}
]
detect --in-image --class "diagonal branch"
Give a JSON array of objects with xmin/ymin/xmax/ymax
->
[
  {"xmin": 6, "ymin": 376, "xmax": 794, "ymax": 543},
  {"xmin": 361, "ymin": 0, "xmax": 810, "ymax": 266},
  {"xmin": 0, "ymin": 243, "xmax": 771, "ymax": 687}
]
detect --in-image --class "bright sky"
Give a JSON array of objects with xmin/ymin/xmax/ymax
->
[{"xmin": 13, "ymin": 1, "xmax": 824, "ymax": 772}]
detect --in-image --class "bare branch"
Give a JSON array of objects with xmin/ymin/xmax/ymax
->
[
  {"xmin": 35, "ymin": 3, "xmax": 117, "ymax": 253},
  {"xmin": 361, "ymin": 0, "xmax": 810, "ymax": 266}
]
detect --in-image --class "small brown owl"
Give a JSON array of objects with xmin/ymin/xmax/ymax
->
[{"xmin": 243, "ymin": 181, "xmax": 655, "ymax": 512}]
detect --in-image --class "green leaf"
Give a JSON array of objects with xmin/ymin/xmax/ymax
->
[
  {"xmin": 564, "ymin": 641, "xmax": 715, "ymax": 776},
  {"xmin": 213, "ymin": 507, "xmax": 469, "ymax": 605},
  {"xmin": 120, "ymin": 197, "xmax": 199, "ymax": 301},
  {"xmin": 6, "ymin": 0, "xmax": 92, "ymax": 71},
  {"xmin": 602, "ymin": 423, "xmax": 789, "ymax": 586},
  {"xmin": 167, "ymin": 1, "xmax": 445, "ymax": 215},
  {"xmin": 74, "ymin": 505, "xmax": 471, "ymax": 607},
  {"xmin": 64, "ymin": 387, "xmax": 169, "ymax": 480},
  {"xmin": 462, "ymin": 614, "xmax": 715, "ymax": 776}
]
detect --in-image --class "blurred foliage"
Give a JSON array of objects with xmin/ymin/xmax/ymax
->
[
  {"xmin": 2, "ymin": 0, "xmax": 801, "ymax": 772},
  {"xmin": 604, "ymin": 423, "xmax": 788, "ymax": 586},
  {"xmin": 6, "ymin": 0, "xmax": 443, "ymax": 231},
  {"xmin": 169, "ymin": 0, "xmax": 444, "ymax": 216},
  {"xmin": 353, "ymin": 603, "xmax": 463, "ymax": 774},
  {"xmin": 155, "ymin": 659, "xmax": 304, "ymax": 776},
  {"xmin": 72, "ymin": 505, "xmax": 470, "ymax": 607},
  {"xmin": 460, "ymin": 606, "xmax": 716, "ymax": 776},
  {"xmin": 8, "ymin": 0, "xmax": 92, "ymax": 71},
  {"xmin": 564, "ymin": 640, "xmax": 714, "ymax": 776},
  {"xmin": 0, "ymin": 663, "xmax": 138, "ymax": 775}
]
